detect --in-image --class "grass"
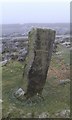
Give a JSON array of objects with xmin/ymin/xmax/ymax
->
[{"xmin": 2, "ymin": 44, "xmax": 70, "ymax": 118}]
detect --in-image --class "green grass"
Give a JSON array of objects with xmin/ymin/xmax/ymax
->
[
  {"xmin": 57, "ymin": 44, "xmax": 70, "ymax": 64},
  {"xmin": 2, "ymin": 44, "xmax": 70, "ymax": 118}
]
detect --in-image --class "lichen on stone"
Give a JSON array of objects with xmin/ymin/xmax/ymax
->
[{"xmin": 23, "ymin": 28, "xmax": 56, "ymax": 99}]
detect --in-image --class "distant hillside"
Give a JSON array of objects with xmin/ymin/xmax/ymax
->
[{"xmin": 0, "ymin": 23, "xmax": 70, "ymax": 37}]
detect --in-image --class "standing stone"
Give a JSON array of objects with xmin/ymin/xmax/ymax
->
[{"xmin": 24, "ymin": 28, "xmax": 56, "ymax": 99}]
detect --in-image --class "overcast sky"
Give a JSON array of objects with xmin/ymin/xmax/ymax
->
[{"xmin": 0, "ymin": 1, "xmax": 70, "ymax": 24}]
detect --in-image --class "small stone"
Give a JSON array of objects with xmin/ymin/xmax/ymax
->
[
  {"xmin": 56, "ymin": 51, "xmax": 63, "ymax": 55},
  {"xmin": 10, "ymin": 70, "xmax": 13, "ymax": 73},
  {"xmin": 55, "ymin": 109, "xmax": 70, "ymax": 118},
  {"xmin": 15, "ymin": 88, "xmax": 25, "ymax": 97},
  {"xmin": 39, "ymin": 112, "xmax": 49, "ymax": 118},
  {"xmin": 59, "ymin": 79, "xmax": 70, "ymax": 85},
  {"xmin": 0, "ymin": 99, "xmax": 3, "ymax": 103},
  {"xmin": 23, "ymin": 116, "xmax": 26, "ymax": 118},
  {"xmin": 0, "ymin": 60, "xmax": 8, "ymax": 66},
  {"xmin": 26, "ymin": 113, "xmax": 32, "ymax": 117}
]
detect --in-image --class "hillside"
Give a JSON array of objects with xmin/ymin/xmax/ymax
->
[{"xmin": 2, "ymin": 43, "xmax": 70, "ymax": 118}]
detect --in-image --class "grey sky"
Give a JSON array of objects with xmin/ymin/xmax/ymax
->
[{"xmin": 1, "ymin": 2, "xmax": 70, "ymax": 24}]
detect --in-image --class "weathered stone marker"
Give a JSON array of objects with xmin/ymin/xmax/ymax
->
[{"xmin": 24, "ymin": 28, "xmax": 56, "ymax": 99}]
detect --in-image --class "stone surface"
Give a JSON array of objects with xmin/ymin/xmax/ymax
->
[
  {"xmin": 53, "ymin": 42, "xmax": 58, "ymax": 52},
  {"xmin": 24, "ymin": 28, "xmax": 56, "ymax": 98}
]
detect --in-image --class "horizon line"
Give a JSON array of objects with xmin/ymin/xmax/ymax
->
[{"xmin": 0, "ymin": 22, "xmax": 70, "ymax": 25}]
